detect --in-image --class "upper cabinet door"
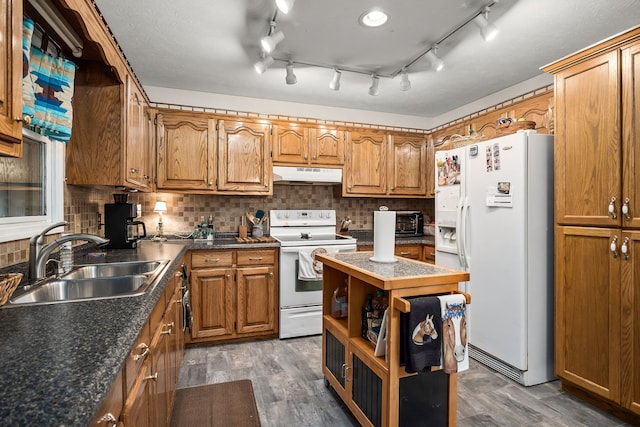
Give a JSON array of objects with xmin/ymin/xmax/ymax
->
[
  {"xmin": 389, "ymin": 134, "xmax": 427, "ymax": 196},
  {"xmin": 125, "ymin": 76, "xmax": 151, "ymax": 190},
  {"xmin": 0, "ymin": 0, "xmax": 23, "ymax": 157},
  {"xmin": 554, "ymin": 50, "xmax": 621, "ymax": 227},
  {"xmin": 217, "ymin": 119, "xmax": 272, "ymax": 194},
  {"xmin": 272, "ymin": 123, "xmax": 308, "ymax": 165},
  {"xmin": 344, "ymin": 130, "xmax": 388, "ymax": 196},
  {"xmin": 309, "ymin": 127, "xmax": 345, "ymax": 166},
  {"xmin": 622, "ymin": 41, "xmax": 640, "ymax": 229},
  {"xmin": 156, "ymin": 111, "xmax": 215, "ymax": 191}
]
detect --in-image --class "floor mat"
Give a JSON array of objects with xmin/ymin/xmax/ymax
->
[{"xmin": 170, "ymin": 379, "xmax": 261, "ymax": 427}]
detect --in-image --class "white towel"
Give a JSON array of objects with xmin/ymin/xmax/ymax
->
[
  {"xmin": 437, "ymin": 293, "xmax": 469, "ymax": 373},
  {"xmin": 298, "ymin": 248, "xmax": 326, "ymax": 280}
]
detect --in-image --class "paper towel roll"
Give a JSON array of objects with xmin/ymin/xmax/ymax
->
[{"xmin": 371, "ymin": 211, "xmax": 397, "ymax": 263}]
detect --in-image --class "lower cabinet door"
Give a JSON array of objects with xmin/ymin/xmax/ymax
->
[
  {"xmin": 190, "ymin": 268, "xmax": 235, "ymax": 339},
  {"xmin": 236, "ymin": 266, "xmax": 276, "ymax": 334},
  {"xmin": 350, "ymin": 351, "xmax": 384, "ymax": 427},
  {"xmin": 121, "ymin": 357, "xmax": 155, "ymax": 427}
]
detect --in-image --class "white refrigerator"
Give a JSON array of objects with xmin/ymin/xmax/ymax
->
[{"xmin": 434, "ymin": 130, "xmax": 555, "ymax": 386}]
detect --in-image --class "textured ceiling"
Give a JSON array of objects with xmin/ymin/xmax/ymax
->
[{"xmin": 93, "ymin": 0, "xmax": 640, "ymax": 118}]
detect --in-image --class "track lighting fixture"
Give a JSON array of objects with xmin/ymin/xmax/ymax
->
[
  {"xmin": 254, "ymin": 54, "xmax": 274, "ymax": 74},
  {"xmin": 399, "ymin": 68, "xmax": 411, "ymax": 91},
  {"xmin": 275, "ymin": 0, "xmax": 295, "ymax": 14},
  {"xmin": 261, "ymin": 22, "xmax": 285, "ymax": 53},
  {"xmin": 285, "ymin": 62, "xmax": 297, "ymax": 84},
  {"xmin": 474, "ymin": 7, "xmax": 499, "ymax": 42},
  {"xmin": 425, "ymin": 47, "xmax": 444, "ymax": 72},
  {"xmin": 329, "ymin": 69, "xmax": 341, "ymax": 91},
  {"xmin": 368, "ymin": 75, "xmax": 380, "ymax": 96}
]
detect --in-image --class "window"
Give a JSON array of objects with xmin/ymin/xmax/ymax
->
[{"xmin": 0, "ymin": 129, "xmax": 65, "ymax": 242}]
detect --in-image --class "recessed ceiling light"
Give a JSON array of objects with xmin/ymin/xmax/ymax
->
[{"xmin": 359, "ymin": 9, "xmax": 388, "ymax": 28}]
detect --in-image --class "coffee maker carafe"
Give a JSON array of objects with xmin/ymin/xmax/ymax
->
[{"xmin": 104, "ymin": 203, "xmax": 146, "ymax": 249}]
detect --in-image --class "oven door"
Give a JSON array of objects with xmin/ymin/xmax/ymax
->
[{"xmin": 279, "ymin": 244, "xmax": 357, "ymax": 308}]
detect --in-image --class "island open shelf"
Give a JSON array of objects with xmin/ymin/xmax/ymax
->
[{"xmin": 317, "ymin": 251, "xmax": 470, "ymax": 427}]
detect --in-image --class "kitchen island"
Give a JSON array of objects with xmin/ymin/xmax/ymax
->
[
  {"xmin": 317, "ymin": 251, "xmax": 469, "ymax": 427},
  {"xmin": 0, "ymin": 238, "xmax": 278, "ymax": 426}
]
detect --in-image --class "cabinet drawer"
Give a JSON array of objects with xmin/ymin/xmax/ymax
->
[
  {"xmin": 395, "ymin": 245, "xmax": 421, "ymax": 259},
  {"xmin": 124, "ymin": 320, "xmax": 151, "ymax": 394},
  {"xmin": 237, "ymin": 249, "xmax": 276, "ymax": 266},
  {"xmin": 192, "ymin": 251, "xmax": 233, "ymax": 268}
]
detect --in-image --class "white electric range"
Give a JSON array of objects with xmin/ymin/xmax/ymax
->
[{"xmin": 270, "ymin": 210, "xmax": 357, "ymax": 338}]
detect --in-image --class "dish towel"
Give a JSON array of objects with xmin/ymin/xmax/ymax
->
[
  {"xmin": 183, "ymin": 289, "xmax": 193, "ymax": 334},
  {"xmin": 402, "ymin": 296, "xmax": 442, "ymax": 373},
  {"xmin": 298, "ymin": 248, "xmax": 327, "ymax": 280},
  {"xmin": 438, "ymin": 293, "xmax": 469, "ymax": 374}
]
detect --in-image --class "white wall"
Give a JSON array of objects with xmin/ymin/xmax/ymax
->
[
  {"xmin": 144, "ymin": 86, "xmax": 433, "ymax": 130},
  {"xmin": 145, "ymin": 73, "xmax": 553, "ymax": 131}
]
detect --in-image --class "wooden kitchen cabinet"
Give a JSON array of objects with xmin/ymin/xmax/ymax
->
[
  {"xmin": 120, "ymin": 263, "xmax": 185, "ymax": 427},
  {"xmin": 544, "ymin": 27, "xmax": 640, "ymax": 422},
  {"xmin": 217, "ymin": 119, "xmax": 272, "ymax": 194},
  {"xmin": 344, "ymin": 130, "xmax": 429, "ymax": 198},
  {"xmin": 422, "ymin": 244, "xmax": 436, "ymax": 263},
  {"xmin": 394, "ymin": 244, "xmax": 421, "ymax": 260},
  {"xmin": 188, "ymin": 248, "xmax": 278, "ymax": 344},
  {"xmin": 344, "ymin": 130, "xmax": 388, "ymax": 196},
  {"xmin": 0, "ymin": 0, "xmax": 23, "ymax": 157},
  {"xmin": 388, "ymin": 133, "xmax": 428, "ymax": 197},
  {"xmin": 272, "ymin": 123, "xmax": 345, "ymax": 166},
  {"xmin": 125, "ymin": 75, "xmax": 153, "ymax": 190},
  {"xmin": 156, "ymin": 110, "xmax": 216, "ymax": 192}
]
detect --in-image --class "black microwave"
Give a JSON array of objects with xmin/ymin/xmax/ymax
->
[{"xmin": 395, "ymin": 211, "xmax": 424, "ymax": 236}]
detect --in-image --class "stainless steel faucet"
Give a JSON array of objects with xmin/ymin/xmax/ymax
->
[
  {"xmin": 30, "ymin": 228, "xmax": 109, "ymax": 280},
  {"xmin": 29, "ymin": 221, "xmax": 67, "ymax": 281}
]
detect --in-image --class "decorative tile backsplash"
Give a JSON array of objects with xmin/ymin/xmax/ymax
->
[{"xmin": 0, "ymin": 184, "xmax": 433, "ymax": 267}]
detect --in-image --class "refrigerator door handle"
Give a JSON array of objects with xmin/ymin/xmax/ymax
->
[
  {"xmin": 461, "ymin": 195, "xmax": 471, "ymax": 269},
  {"xmin": 456, "ymin": 196, "xmax": 465, "ymax": 267}
]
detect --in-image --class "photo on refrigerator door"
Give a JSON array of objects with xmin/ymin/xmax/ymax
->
[{"xmin": 436, "ymin": 153, "xmax": 461, "ymax": 186}]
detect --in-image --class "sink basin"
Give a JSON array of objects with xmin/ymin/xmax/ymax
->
[
  {"xmin": 62, "ymin": 260, "xmax": 165, "ymax": 280},
  {"xmin": 9, "ymin": 275, "xmax": 148, "ymax": 304},
  {"xmin": 4, "ymin": 259, "xmax": 170, "ymax": 307}
]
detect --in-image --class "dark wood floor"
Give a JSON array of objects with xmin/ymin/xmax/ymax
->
[{"xmin": 177, "ymin": 335, "xmax": 632, "ymax": 427}]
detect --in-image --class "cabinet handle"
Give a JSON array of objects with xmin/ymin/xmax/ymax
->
[
  {"xmin": 344, "ymin": 365, "xmax": 352, "ymax": 382},
  {"xmin": 205, "ymin": 258, "xmax": 220, "ymax": 263},
  {"xmin": 303, "ymin": 155, "xmax": 308, "ymax": 160},
  {"xmin": 142, "ymin": 175, "xmax": 150, "ymax": 180},
  {"xmin": 226, "ymin": 274, "xmax": 231, "ymax": 279},
  {"xmin": 312, "ymin": 155, "xmax": 317, "ymax": 160},
  {"xmin": 249, "ymin": 257, "xmax": 263, "ymax": 260},
  {"xmin": 129, "ymin": 168, "xmax": 138, "ymax": 174},
  {"xmin": 608, "ymin": 197, "xmax": 617, "ymax": 220},
  {"xmin": 97, "ymin": 413, "xmax": 117, "ymax": 426},
  {"xmin": 622, "ymin": 197, "xmax": 632, "ymax": 221},
  {"xmin": 132, "ymin": 343, "xmax": 150, "ymax": 361},
  {"xmin": 400, "ymin": 251, "xmax": 410, "ymax": 255},
  {"xmin": 175, "ymin": 272, "xmax": 182, "ymax": 278},
  {"xmin": 145, "ymin": 372, "xmax": 158, "ymax": 382},
  {"xmin": 209, "ymin": 181, "xmax": 213, "ymax": 186},
  {"xmin": 610, "ymin": 235, "xmax": 619, "ymax": 258},
  {"xmin": 621, "ymin": 237, "xmax": 630, "ymax": 260},
  {"xmin": 161, "ymin": 322, "xmax": 175, "ymax": 334}
]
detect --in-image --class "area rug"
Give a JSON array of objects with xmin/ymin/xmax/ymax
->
[{"xmin": 170, "ymin": 379, "xmax": 261, "ymax": 427}]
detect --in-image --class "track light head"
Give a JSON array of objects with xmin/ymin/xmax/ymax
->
[
  {"xmin": 329, "ymin": 69, "xmax": 341, "ymax": 91},
  {"xmin": 261, "ymin": 29, "xmax": 285, "ymax": 53},
  {"xmin": 285, "ymin": 62, "xmax": 297, "ymax": 84},
  {"xmin": 399, "ymin": 68, "xmax": 411, "ymax": 91},
  {"xmin": 275, "ymin": 0, "xmax": 296, "ymax": 14},
  {"xmin": 474, "ymin": 8, "xmax": 499, "ymax": 42},
  {"xmin": 368, "ymin": 74, "xmax": 380, "ymax": 96},
  {"xmin": 254, "ymin": 55, "xmax": 274, "ymax": 74},
  {"xmin": 425, "ymin": 48, "xmax": 444, "ymax": 72}
]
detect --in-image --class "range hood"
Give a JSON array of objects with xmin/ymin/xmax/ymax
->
[{"xmin": 273, "ymin": 166, "xmax": 342, "ymax": 185}]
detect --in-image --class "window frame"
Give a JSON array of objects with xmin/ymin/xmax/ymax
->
[{"xmin": 0, "ymin": 129, "xmax": 65, "ymax": 243}]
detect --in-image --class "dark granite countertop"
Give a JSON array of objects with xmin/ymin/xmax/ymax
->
[
  {"xmin": 348, "ymin": 230, "xmax": 435, "ymax": 246},
  {"xmin": 0, "ymin": 238, "xmax": 279, "ymax": 426}
]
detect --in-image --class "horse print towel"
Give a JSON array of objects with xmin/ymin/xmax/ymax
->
[
  {"xmin": 437, "ymin": 294, "xmax": 469, "ymax": 374},
  {"xmin": 402, "ymin": 296, "xmax": 442, "ymax": 373}
]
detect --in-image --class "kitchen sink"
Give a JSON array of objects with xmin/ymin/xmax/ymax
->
[
  {"xmin": 61, "ymin": 260, "xmax": 165, "ymax": 280},
  {"xmin": 5, "ymin": 259, "xmax": 170, "ymax": 307}
]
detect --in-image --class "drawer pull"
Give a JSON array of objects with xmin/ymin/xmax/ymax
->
[
  {"xmin": 145, "ymin": 372, "xmax": 158, "ymax": 382},
  {"xmin": 205, "ymin": 258, "xmax": 221, "ymax": 263},
  {"xmin": 399, "ymin": 251, "xmax": 410, "ymax": 255},
  {"xmin": 132, "ymin": 343, "xmax": 149, "ymax": 361},
  {"xmin": 97, "ymin": 413, "xmax": 117, "ymax": 426},
  {"xmin": 161, "ymin": 321, "xmax": 175, "ymax": 335},
  {"xmin": 248, "ymin": 257, "xmax": 263, "ymax": 261}
]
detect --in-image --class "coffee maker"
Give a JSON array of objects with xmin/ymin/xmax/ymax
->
[{"xmin": 104, "ymin": 202, "xmax": 146, "ymax": 249}]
